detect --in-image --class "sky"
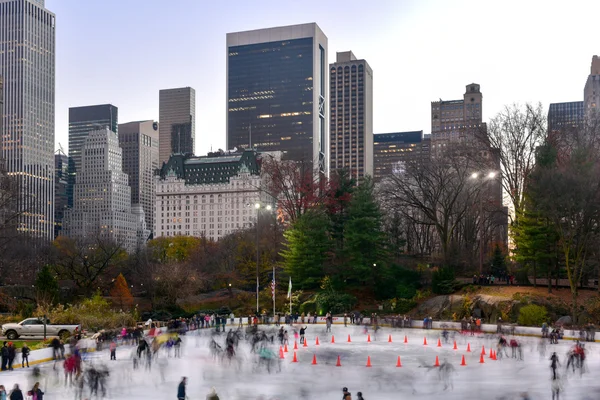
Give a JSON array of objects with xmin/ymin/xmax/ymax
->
[{"xmin": 50, "ymin": 0, "xmax": 600, "ymax": 156}]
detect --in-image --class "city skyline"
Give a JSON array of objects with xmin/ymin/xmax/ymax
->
[{"xmin": 50, "ymin": 0, "xmax": 600, "ymax": 158}]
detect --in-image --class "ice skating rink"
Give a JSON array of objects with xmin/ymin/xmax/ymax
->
[{"xmin": 0, "ymin": 325, "xmax": 598, "ymax": 399}]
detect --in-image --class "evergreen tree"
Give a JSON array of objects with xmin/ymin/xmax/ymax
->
[
  {"xmin": 35, "ymin": 265, "xmax": 59, "ymax": 304},
  {"xmin": 490, "ymin": 245, "xmax": 507, "ymax": 277},
  {"xmin": 281, "ymin": 210, "xmax": 330, "ymax": 289},
  {"xmin": 344, "ymin": 176, "xmax": 388, "ymax": 289}
]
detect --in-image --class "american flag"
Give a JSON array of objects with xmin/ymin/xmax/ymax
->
[{"xmin": 271, "ymin": 280, "xmax": 276, "ymax": 300}]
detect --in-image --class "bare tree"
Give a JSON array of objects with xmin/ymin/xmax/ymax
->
[
  {"xmin": 50, "ymin": 236, "xmax": 128, "ymax": 296},
  {"xmin": 477, "ymin": 103, "xmax": 546, "ymax": 224},
  {"xmin": 380, "ymin": 147, "xmax": 490, "ymax": 267},
  {"xmin": 261, "ymin": 156, "xmax": 325, "ymax": 224}
]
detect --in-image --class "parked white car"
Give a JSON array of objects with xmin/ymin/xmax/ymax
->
[{"xmin": 1, "ymin": 318, "xmax": 80, "ymax": 340}]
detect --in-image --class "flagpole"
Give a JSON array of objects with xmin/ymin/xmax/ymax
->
[
  {"xmin": 289, "ymin": 277, "xmax": 292, "ymax": 315},
  {"xmin": 272, "ymin": 265, "xmax": 276, "ymax": 323}
]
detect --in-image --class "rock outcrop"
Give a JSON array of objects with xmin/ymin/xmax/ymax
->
[{"xmin": 414, "ymin": 294, "xmax": 518, "ymax": 323}]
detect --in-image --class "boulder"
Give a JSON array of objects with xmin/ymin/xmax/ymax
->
[{"xmin": 556, "ymin": 315, "xmax": 572, "ymax": 326}]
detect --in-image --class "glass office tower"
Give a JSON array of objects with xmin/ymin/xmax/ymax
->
[
  {"xmin": 227, "ymin": 23, "xmax": 329, "ymax": 174},
  {"xmin": 0, "ymin": 0, "xmax": 56, "ymax": 239}
]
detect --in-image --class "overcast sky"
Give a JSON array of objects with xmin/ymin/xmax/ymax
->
[{"xmin": 50, "ymin": 0, "xmax": 599, "ymax": 155}]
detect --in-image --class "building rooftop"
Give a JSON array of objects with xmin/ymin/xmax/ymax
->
[
  {"xmin": 157, "ymin": 149, "xmax": 260, "ymax": 185},
  {"xmin": 374, "ymin": 131, "xmax": 423, "ymax": 144}
]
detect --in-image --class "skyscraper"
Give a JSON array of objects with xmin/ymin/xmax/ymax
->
[
  {"xmin": 0, "ymin": 0, "xmax": 56, "ymax": 239},
  {"xmin": 584, "ymin": 55, "xmax": 600, "ymax": 114},
  {"xmin": 431, "ymin": 84, "xmax": 483, "ymax": 153},
  {"xmin": 54, "ymin": 149, "xmax": 68, "ymax": 238},
  {"xmin": 159, "ymin": 87, "xmax": 195, "ymax": 165},
  {"xmin": 329, "ymin": 51, "xmax": 373, "ymax": 180},
  {"xmin": 118, "ymin": 120, "xmax": 159, "ymax": 237},
  {"xmin": 68, "ymin": 104, "xmax": 118, "ymax": 208},
  {"xmin": 227, "ymin": 23, "xmax": 329, "ymax": 174},
  {"xmin": 63, "ymin": 128, "xmax": 148, "ymax": 252}
]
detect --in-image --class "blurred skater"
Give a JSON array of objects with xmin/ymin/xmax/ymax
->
[
  {"xmin": 206, "ymin": 386, "xmax": 220, "ymax": 400},
  {"xmin": 177, "ymin": 377, "xmax": 187, "ymax": 400}
]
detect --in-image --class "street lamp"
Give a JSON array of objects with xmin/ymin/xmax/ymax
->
[
  {"xmin": 470, "ymin": 171, "xmax": 499, "ymax": 275},
  {"xmin": 254, "ymin": 202, "xmax": 273, "ymax": 314}
]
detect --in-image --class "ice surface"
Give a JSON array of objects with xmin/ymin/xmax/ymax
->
[{"xmin": 0, "ymin": 325, "xmax": 599, "ymax": 399}]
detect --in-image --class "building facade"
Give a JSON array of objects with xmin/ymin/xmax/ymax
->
[
  {"xmin": 373, "ymin": 131, "xmax": 429, "ymax": 182},
  {"xmin": 68, "ymin": 104, "xmax": 118, "ymax": 208},
  {"xmin": 227, "ymin": 23, "xmax": 329, "ymax": 175},
  {"xmin": 329, "ymin": 51, "xmax": 373, "ymax": 180},
  {"xmin": 584, "ymin": 55, "xmax": 600, "ymax": 114},
  {"xmin": 118, "ymin": 120, "xmax": 159, "ymax": 238},
  {"xmin": 159, "ymin": 87, "xmax": 195, "ymax": 165},
  {"xmin": 547, "ymin": 101, "xmax": 584, "ymax": 134},
  {"xmin": 154, "ymin": 150, "xmax": 265, "ymax": 241},
  {"xmin": 0, "ymin": 0, "xmax": 55, "ymax": 239},
  {"xmin": 54, "ymin": 150, "xmax": 68, "ymax": 238},
  {"xmin": 431, "ymin": 84, "xmax": 484, "ymax": 153},
  {"xmin": 63, "ymin": 128, "xmax": 148, "ymax": 252}
]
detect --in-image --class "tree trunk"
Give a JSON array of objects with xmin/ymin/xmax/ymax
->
[
  {"xmin": 571, "ymin": 289, "xmax": 578, "ymax": 325},
  {"xmin": 547, "ymin": 268, "xmax": 552, "ymax": 294},
  {"xmin": 532, "ymin": 261, "xmax": 537, "ymax": 288}
]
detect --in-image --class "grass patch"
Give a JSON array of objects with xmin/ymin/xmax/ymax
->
[{"xmin": 6, "ymin": 340, "xmax": 47, "ymax": 351}]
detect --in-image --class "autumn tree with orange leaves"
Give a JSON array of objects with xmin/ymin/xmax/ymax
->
[{"xmin": 110, "ymin": 273, "xmax": 134, "ymax": 310}]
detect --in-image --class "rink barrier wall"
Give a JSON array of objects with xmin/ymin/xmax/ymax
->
[
  {"xmin": 192, "ymin": 317, "xmax": 596, "ymax": 341},
  {"xmin": 0, "ymin": 340, "xmax": 98, "ymax": 373}
]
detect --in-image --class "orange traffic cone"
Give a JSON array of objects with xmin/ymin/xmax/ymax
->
[
  {"xmin": 279, "ymin": 347, "xmax": 285, "ymax": 359},
  {"xmin": 492, "ymin": 349, "xmax": 497, "ymax": 360},
  {"xmin": 303, "ymin": 339, "xmax": 308, "ymax": 348},
  {"xmin": 453, "ymin": 340, "xmax": 457, "ymax": 350},
  {"xmin": 423, "ymin": 337, "xmax": 428, "ymax": 346},
  {"xmin": 388, "ymin": 335, "xmax": 392, "ymax": 343},
  {"xmin": 481, "ymin": 345, "xmax": 486, "ymax": 356},
  {"xmin": 396, "ymin": 355, "xmax": 402, "ymax": 367},
  {"xmin": 347, "ymin": 334, "xmax": 351, "ymax": 343},
  {"xmin": 479, "ymin": 354, "xmax": 485, "ymax": 364},
  {"xmin": 466, "ymin": 343, "xmax": 471, "ymax": 352},
  {"xmin": 284, "ymin": 344, "xmax": 288, "ymax": 353},
  {"xmin": 404, "ymin": 335, "xmax": 408, "ymax": 344},
  {"xmin": 437, "ymin": 338, "xmax": 442, "ymax": 347},
  {"xmin": 294, "ymin": 341, "xmax": 298, "ymax": 350},
  {"xmin": 460, "ymin": 355, "xmax": 466, "ymax": 366},
  {"xmin": 366, "ymin": 356, "xmax": 372, "ymax": 367},
  {"xmin": 367, "ymin": 334, "xmax": 371, "ymax": 343},
  {"xmin": 316, "ymin": 337, "xmax": 320, "ymax": 346},
  {"xmin": 292, "ymin": 351, "xmax": 298, "ymax": 362},
  {"xmin": 331, "ymin": 335, "xmax": 335, "ymax": 344},
  {"xmin": 336, "ymin": 355, "xmax": 341, "ymax": 367},
  {"xmin": 312, "ymin": 354, "xmax": 317, "ymax": 365},
  {"xmin": 488, "ymin": 348, "xmax": 493, "ymax": 359},
  {"xmin": 434, "ymin": 355, "xmax": 440, "ymax": 367}
]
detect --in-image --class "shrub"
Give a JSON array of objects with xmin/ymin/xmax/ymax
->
[
  {"xmin": 431, "ymin": 267, "xmax": 458, "ymax": 294},
  {"xmin": 517, "ymin": 304, "xmax": 548, "ymax": 326},
  {"xmin": 36, "ymin": 292, "xmax": 136, "ymax": 332},
  {"xmin": 314, "ymin": 291, "xmax": 357, "ymax": 314},
  {"xmin": 393, "ymin": 298, "xmax": 417, "ymax": 314},
  {"xmin": 299, "ymin": 299, "xmax": 317, "ymax": 315},
  {"xmin": 515, "ymin": 268, "xmax": 530, "ymax": 285},
  {"xmin": 396, "ymin": 283, "xmax": 417, "ymax": 299}
]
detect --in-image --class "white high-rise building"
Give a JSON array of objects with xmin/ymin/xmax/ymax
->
[
  {"xmin": 0, "ymin": 0, "xmax": 56, "ymax": 239},
  {"xmin": 63, "ymin": 128, "xmax": 148, "ymax": 251}
]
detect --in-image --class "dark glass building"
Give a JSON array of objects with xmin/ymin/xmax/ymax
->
[
  {"xmin": 54, "ymin": 150, "xmax": 68, "ymax": 238},
  {"xmin": 227, "ymin": 23, "xmax": 329, "ymax": 174},
  {"xmin": 373, "ymin": 131, "xmax": 429, "ymax": 182},
  {"xmin": 68, "ymin": 104, "xmax": 118, "ymax": 208},
  {"xmin": 547, "ymin": 101, "xmax": 584, "ymax": 134}
]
